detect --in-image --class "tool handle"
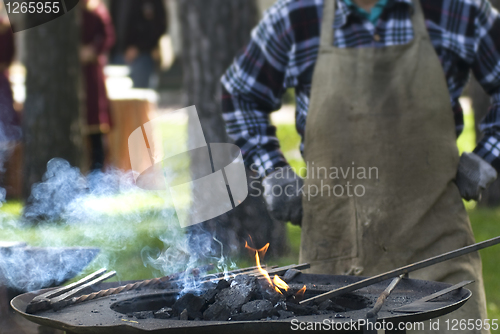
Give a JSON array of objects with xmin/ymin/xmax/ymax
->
[{"xmin": 300, "ymin": 236, "xmax": 500, "ymax": 305}]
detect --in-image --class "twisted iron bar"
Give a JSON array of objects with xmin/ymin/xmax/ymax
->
[
  {"xmin": 71, "ymin": 276, "xmax": 170, "ymax": 305},
  {"xmin": 66, "ymin": 264, "xmax": 308, "ymax": 308},
  {"xmin": 71, "ymin": 266, "xmax": 261, "ymax": 306}
]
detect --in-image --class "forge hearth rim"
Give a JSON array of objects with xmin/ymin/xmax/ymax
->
[{"xmin": 11, "ymin": 275, "xmax": 472, "ymax": 334}]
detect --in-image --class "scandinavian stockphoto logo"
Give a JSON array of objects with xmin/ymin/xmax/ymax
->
[
  {"xmin": 128, "ymin": 106, "xmax": 248, "ymax": 228},
  {"xmin": 4, "ymin": 0, "xmax": 79, "ymax": 33}
]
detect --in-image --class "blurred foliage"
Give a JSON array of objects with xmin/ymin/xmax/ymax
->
[
  {"xmin": 457, "ymin": 109, "xmax": 476, "ymax": 154},
  {"xmin": 471, "ymin": 208, "xmax": 500, "ymax": 321},
  {"xmin": 281, "ymin": 88, "xmax": 296, "ymax": 105},
  {"xmin": 275, "ymin": 123, "xmax": 306, "ymax": 177}
]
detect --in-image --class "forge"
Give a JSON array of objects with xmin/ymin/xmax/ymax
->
[
  {"xmin": 14, "ymin": 237, "xmax": 500, "ymax": 334},
  {"xmin": 12, "ymin": 269, "xmax": 471, "ymax": 334}
]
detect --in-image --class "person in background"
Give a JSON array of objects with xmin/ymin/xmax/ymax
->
[
  {"xmin": 109, "ymin": 0, "xmax": 167, "ymax": 88},
  {"xmin": 222, "ymin": 0, "xmax": 500, "ymax": 332},
  {"xmin": 81, "ymin": 0, "xmax": 115, "ymax": 171},
  {"xmin": 0, "ymin": 12, "xmax": 20, "ymax": 173}
]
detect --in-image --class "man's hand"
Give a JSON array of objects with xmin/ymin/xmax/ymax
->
[
  {"xmin": 455, "ymin": 152, "xmax": 497, "ymax": 201},
  {"xmin": 262, "ymin": 166, "xmax": 303, "ymax": 225}
]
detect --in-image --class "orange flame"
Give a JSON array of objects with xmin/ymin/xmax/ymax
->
[
  {"xmin": 273, "ymin": 275, "xmax": 289, "ymax": 293},
  {"xmin": 296, "ymin": 285, "xmax": 307, "ymax": 297},
  {"xmin": 245, "ymin": 242, "xmax": 274, "ymax": 289},
  {"xmin": 245, "ymin": 241, "xmax": 306, "ymax": 297},
  {"xmin": 245, "ymin": 241, "xmax": 296, "ymax": 295}
]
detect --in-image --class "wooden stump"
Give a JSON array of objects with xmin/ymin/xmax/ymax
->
[
  {"xmin": 107, "ymin": 98, "xmax": 155, "ymax": 171},
  {"xmin": 2, "ymin": 142, "xmax": 23, "ymax": 199}
]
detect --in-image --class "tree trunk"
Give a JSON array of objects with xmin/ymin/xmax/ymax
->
[
  {"xmin": 178, "ymin": 0, "xmax": 289, "ymax": 258},
  {"xmin": 22, "ymin": 10, "xmax": 83, "ymax": 199},
  {"xmin": 469, "ymin": 0, "xmax": 500, "ymax": 206}
]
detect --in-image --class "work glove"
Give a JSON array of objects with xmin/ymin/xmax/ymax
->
[
  {"xmin": 455, "ymin": 152, "xmax": 497, "ymax": 201},
  {"xmin": 262, "ymin": 166, "xmax": 303, "ymax": 226}
]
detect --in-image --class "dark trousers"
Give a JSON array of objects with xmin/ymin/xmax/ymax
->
[{"xmin": 89, "ymin": 133, "xmax": 105, "ymax": 170}]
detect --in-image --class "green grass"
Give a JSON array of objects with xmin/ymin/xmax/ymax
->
[
  {"xmin": 0, "ymin": 201, "xmax": 176, "ymax": 282},
  {"xmin": 457, "ymin": 111, "xmax": 477, "ymax": 155},
  {"xmin": 469, "ymin": 208, "xmax": 500, "ymax": 321},
  {"xmin": 1, "ymin": 104, "xmax": 499, "ymax": 323},
  {"xmin": 275, "ymin": 123, "xmax": 306, "ymax": 176}
]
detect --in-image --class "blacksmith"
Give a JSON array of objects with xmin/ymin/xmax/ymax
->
[{"xmin": 221, "ymin": 0, "xmax": 500, "ymax": 333}]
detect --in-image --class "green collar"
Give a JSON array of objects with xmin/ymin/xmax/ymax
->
[{"xmin": 342, "ymin": 0, "xmax": 389, "ymax": 25}]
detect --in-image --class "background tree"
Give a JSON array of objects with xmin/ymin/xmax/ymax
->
[
  {"xmin": 178, "ymin": 0, "xmax": 289, "ymax": 257},
  {"xmin": 22, "ymin": 9, "xmax": 83, "ymax": 200}
]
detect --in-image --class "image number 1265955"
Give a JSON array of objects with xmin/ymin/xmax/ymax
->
[{"xmin": 3, "ymin": 0, "xmax": 80, "ymax": 32}]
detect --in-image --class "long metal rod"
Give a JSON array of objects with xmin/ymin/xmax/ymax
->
[
  {"xmin": 300, "ymin": 236, "xmax": 500, "ymax": 305},
  {"xmin": 207, "ymin": 265, "xmax": 274, "ymax": 278},
  {"xmin": 27, "ymin": 265, "xmax": 213, "ymax": 313},
  {"xmin": 26, "ymin": 268, "xmax": 108, "ymax": 314},
  {"xmin": 206, "ymin": 264, "xmax": 310, "ymax": 283},
  {"xmin": 73, "ymin": 264, "xmax": 308, "ymax": 305},
  {"xmin": 31, "ymin": 268, "xmax": 107, "ymax": 303},
  {"xmin": 46, "ymin": 263, "xmax": 308, "ymax": 312},
  {"xmin": 266, "ymin": 263, "xmax": 310, "ymax": 276},
  {"xmin": 65, "ymin": 267, "xmax": 218, "ymax": 310},
  {"xmin": 364, "ymin": 276, "xmax": 404, "ymax": 334},
  {"xmin": 69, "ymin": 274, "xmax": 177, "ymax": 306},
  {"xmin": 366, "ymin": 274, "xmax": 404, "ymax": 318},
  {"xmin": 51, "ymin": 271, "xmax": 117, "ymax": 310}
]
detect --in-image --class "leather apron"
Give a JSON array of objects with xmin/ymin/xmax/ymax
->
[{"xmin": 300, "ymin": 0, "xmax": 489, "ymax": 332}]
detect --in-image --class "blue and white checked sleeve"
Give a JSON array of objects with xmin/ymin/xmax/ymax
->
[{"xmin": 221, "ymin": 1, "xmax": 294, "ymax": 177}]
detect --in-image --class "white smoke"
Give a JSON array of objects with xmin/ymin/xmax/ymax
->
[
  {"xmin": 0, "ymin": 156, "xmax": 232, "ymax": 293},
  {"xmin": 0, "ymin": 106, "xmax": 240, "ymax": 293}
]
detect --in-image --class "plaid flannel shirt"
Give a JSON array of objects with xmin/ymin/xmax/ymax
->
[{"xmin": 221, "ymin": 0, "xmax": 500, "ymax": 177}]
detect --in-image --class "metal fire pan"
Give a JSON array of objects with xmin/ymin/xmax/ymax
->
[{"xmin": 12, "ymin": 274, "xmax": 470, "ymax": 334}]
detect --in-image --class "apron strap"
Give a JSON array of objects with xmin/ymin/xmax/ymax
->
[
  {"xmin": 320, "ymin": 0, "xmax": 336, "ymax": 49},
  {"xmin": 411, "ymin": 0, "xmax": 430, "ymax": 40},
  {"xmin": 320, "ymin": 0, "xmax": 429, "ymax": 49}
]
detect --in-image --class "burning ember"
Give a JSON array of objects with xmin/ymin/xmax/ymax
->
[
  {"xmin": 245, "ymin": 241, "xmax": 306, "ymax": 297},
  {"xmin": 296, "ymin": 285, "xmax": 306, "ymax": 298},
  {"xmin": 273, "ymin": 275, "xmax": 288, "ymax": 293}
]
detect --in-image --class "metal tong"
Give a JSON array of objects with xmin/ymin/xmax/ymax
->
[
  {"xmin": 26, "ymin": 264, "xmax": 215, "ymax": 314},
  {"xmin": 26, "ymin": 268, "xmax": 116, "ymax": 313}
]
